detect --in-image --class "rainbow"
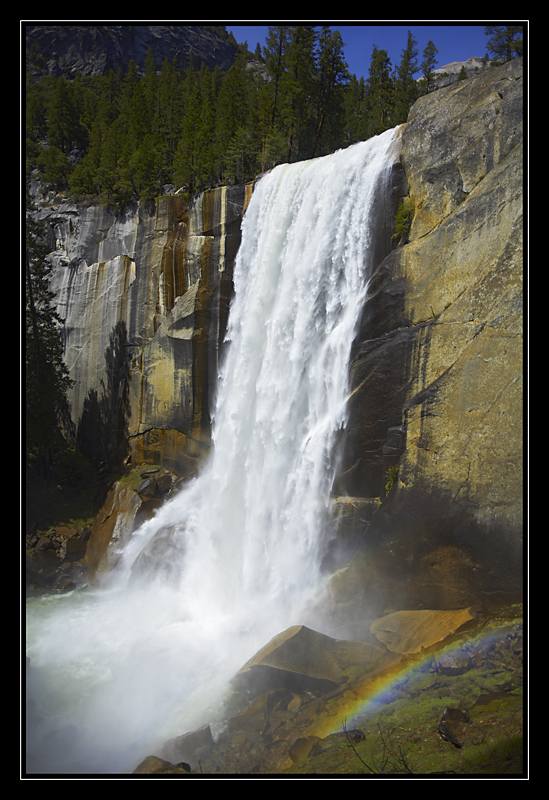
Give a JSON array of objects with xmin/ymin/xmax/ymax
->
[
  {"xmin": 312, "ymin": 653, "xmax": 433, "ymax": 739},
  {"xmin": 307, "ymin": 624, "xmax": 515, "ymax": 740}
]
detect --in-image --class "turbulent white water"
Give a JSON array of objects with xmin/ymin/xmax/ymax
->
[{"xmin": 25, "ymin": 128, "xmax": 400, "ymax": 775}]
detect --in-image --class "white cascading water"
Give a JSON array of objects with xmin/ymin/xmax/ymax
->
[{"xmin": 25, "ymin": 127, "xmax": 400, "ymax": 775}]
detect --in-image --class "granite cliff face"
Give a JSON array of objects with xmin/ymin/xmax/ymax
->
[
  {"xmin": 25, "ymin": 24, "xmax": 236, "ymax": 77},
  {"xmin": 334, "ymin": 57, "xmax": 523, "ymax": 614},
  {"xmin": 43, "ymin": 184, "xmax": 253, "ymax": 475},
  {"xmin": 431, "ymin": 57, "xmax": 495, "ymax": 88}
]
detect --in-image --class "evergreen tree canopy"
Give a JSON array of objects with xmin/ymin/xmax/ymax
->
[
  {"xmin": 484, "ymin": 25, "xmax": 523, "ymax": 62},
  {"xmin": 420, "ymin": 40, "xmax": 439, "ymax": 93},
  {"xmin": 393, "ymin": 31, "xmax": 420, "ymax": 123},
  {"xmin": 366, "ymin": 45, "xmax": 394, "ymax": 134},
  {"xmin": 26, "ymin": 25, "xmax": 446, "ymax": 207}
]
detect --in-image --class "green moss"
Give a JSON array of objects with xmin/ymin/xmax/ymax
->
[
  {"xmin": 341, "ymin": 664, "xmax": 368, "ymax": 682},
  {"xmin": 384, "ymin": 464, "xmax": 399, "ymax": 494},
  {"xmin": 282, "ymin": 613, "xmax": 523, "ymax": 775},
  {"xmin": 392, "ymin": 200, "xmax": 415, "ymax": 242}
]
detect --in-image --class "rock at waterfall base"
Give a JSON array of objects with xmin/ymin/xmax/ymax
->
[
  {"xmin": 143, "ymin": 606, "xmax": 522, "ymax": 775},
  {"xmin": 232, "ymin": 625, "xmax": 387, "ymax": 696},
  {"xmin": 369, "ymin": 607, "xmax": 479, "ymax": 654},
  {"xmin": 133, "ymin": 755, "xmax": 191, "ymax": 774}
]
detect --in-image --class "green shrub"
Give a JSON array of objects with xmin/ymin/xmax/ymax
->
[
  {"xmin": 393, "ymin": 200, "xmax": 415, "ymax": 242},
  {"xmin": 384, "ymin": 464, "xmax": 399, "ymax": 494}
]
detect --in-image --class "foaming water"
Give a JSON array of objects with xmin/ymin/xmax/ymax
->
[{"xmin": 26, "ymin": 128, "xmax": 401, "ymax": 774}]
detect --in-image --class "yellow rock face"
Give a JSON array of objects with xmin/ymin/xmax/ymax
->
[{"xmin": 369, "ymin": 607, "xmax": 477, "ymax": 654}]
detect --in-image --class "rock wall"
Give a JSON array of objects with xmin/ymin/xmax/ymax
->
[
  {"xmin": 334, "ymin": 58, "xmax": 523, "ymax": 612},
  {"xmin": 126, "ymin": 185, "xmax": 253, "ymax": 473},
  {"xmin": 431, "ymin": 57, "xmax": 495, "ymax": 89},
  {"xmin": 45, "ymin": 183, "xmax": 253, "ymax": 474}
]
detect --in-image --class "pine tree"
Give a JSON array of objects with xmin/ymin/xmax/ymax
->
[
  {"xmin": 25, "ymin": 74, "xmax": 48, "ymax": 145},
  {"xmin": 157, "ymin": 57, "xmax": 185, "ymax": 180},
  {"xmin": 284, "ymin": 26, "xmax": 317, "ymax": 162},
  {"xmin": 343, "ymin": 74, "xmax": 369, "ymax": 146},
  {"xmin": 256, "ymin": 76, "xmax": 287, "ymax": 172},
  {"xmin": 36, "ymin": 144, "xmax": 71, "ymax": 189},
  {"xmin": 264, "ymin": 26, "xmax": 290, "ymax": 132},
  {"xmin": 420, "ymin": 41, "xmax": 439, "ymax": 93},
  {"xmin": 212, "ymin": 54, "xmax": 251, "ymax": 185},
  {"xmin": 68, "ymin": 72, "xmax": 121, "ymax": 200},
  {"xmin": 366, "ymin": 45, "xmax": 394, "ymax": 135},
  {"xmin": 393, "ymin": 31, "xmax": 420, "ymax": 123},
  {"xmin": 312, "ymin": 27, "xmax": 349, "ymax": 157},
  {"xmin": 98, "ymin": 117, "xmax": 127, "ymax": 204},
  {"xmin": 484, "ymin": 25, "xmax": 523, "ymax": 62},
  {"xmin": 173, "ymin": 55, "xmax": 202, "ymax": 194},
  {"xmin": 195, "ymin": 64, "xmax": 217, "ymax": 189},
  {"xmin": 46, "ymin": 76, "xmax": 82, "ymax": 153}
]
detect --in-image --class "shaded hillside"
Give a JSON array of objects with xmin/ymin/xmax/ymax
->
[{"xmin": 25, "ymin": 24, "xmax": 237, "ymax": 78}]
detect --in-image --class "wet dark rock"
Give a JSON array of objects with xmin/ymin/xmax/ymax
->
[
  {"xmin": 26, "ymin": 524, "xmax": 92, "ymax": 594},
  {"xmin": 435, "ymin": 650, "xmax": 473, "ymax": 676},
  {"xmin": 288, "ymin": 736, "xmax": 322, "ymax": 764},
  {"xmin": 136, "ymin": 478, "xmax": 157, "ymax": 498},
  {"xmin": 129, "ymin": 522, "xmax": 186, "ymax": 585},
  {"xmin": 161, "ymin": 723, "xmax": 215, "ymax": 770},
  {"xmin": 438, "ymin": 706, "xmax": 471, "ymax": 748},
  {"xmin": 137, "ymin": 470, "xmax": 175, "ymax": 500},
  {"xmin": 133, "ymin": 755, "xmax": 191, "ymax": 775}
]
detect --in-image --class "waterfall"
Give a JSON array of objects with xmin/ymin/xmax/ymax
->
[{"xmin": 25, "ymin": 127, "xmax": 401, "ymax": 775}]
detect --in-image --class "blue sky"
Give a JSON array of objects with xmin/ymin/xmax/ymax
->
[{"xmin": 227, "ymin": 23, "xmax": 492, "ymax": 80}]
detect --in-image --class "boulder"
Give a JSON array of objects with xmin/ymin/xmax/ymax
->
[
  {"xmin": 136, "ymin": 477, "xmax": 157, "ymax": 499},
  {"xmin": 288, "ymin": 736, "xmax": 322, "ymax": 764},
  {"xmin": 161, "ymin": 723, "xmax": 215, "ymax": 769},
  {"xmin": 84, "ymin": 481, "xmax": 143, "ymax": 578},
  {"xmin": 133, "ymin": 755, "xmax": 174, "ymax": 774},
  {"xmin": 26, "ymin": 546, "xmax": 59, "ymax": 588},
  {"xmin": 62, "ymin": 528, "xmax": 90, "ymax": 561},
  {"xmin": 129, "ymin": 522, "xmax": 186, "ymax": 585},
  {"xmin": 135, "ymin": 471, "xmax": 175, "ymax": 500},
  {"xmin": 133, "ymin": 755, "xmax": 191, "ymax": 774},
  {"xmin": 438, "ymin": 706, "xmax": 471, "ymax": 748},
  {"xmin": 26, "ymin": 525, "xmax": 91, "ymax": 593},
  {"xmin": 369, "ymin": 607, "xmax": 478, "ymax": 655},
  {"xmin": 233, "ymin": 625, "xmax": 387, "ymax": 696}
]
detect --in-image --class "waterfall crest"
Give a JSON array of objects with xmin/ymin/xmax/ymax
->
[{"xmin": 26, "ymin": 127, "xmax": 401, "ymax": 774}]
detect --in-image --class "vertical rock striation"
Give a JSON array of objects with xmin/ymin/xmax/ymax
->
[
  {"xmin": 127, "ymin": 184, "xmax": 254, "ymax": 474},
  {"xmin": 45, "ymin": 184, "xmax": 253, "ymax": 473}
]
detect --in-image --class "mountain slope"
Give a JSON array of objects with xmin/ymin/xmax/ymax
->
[{"xmin": 25, "ymin": 24, "xmax": 237, "ymax": 77}]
